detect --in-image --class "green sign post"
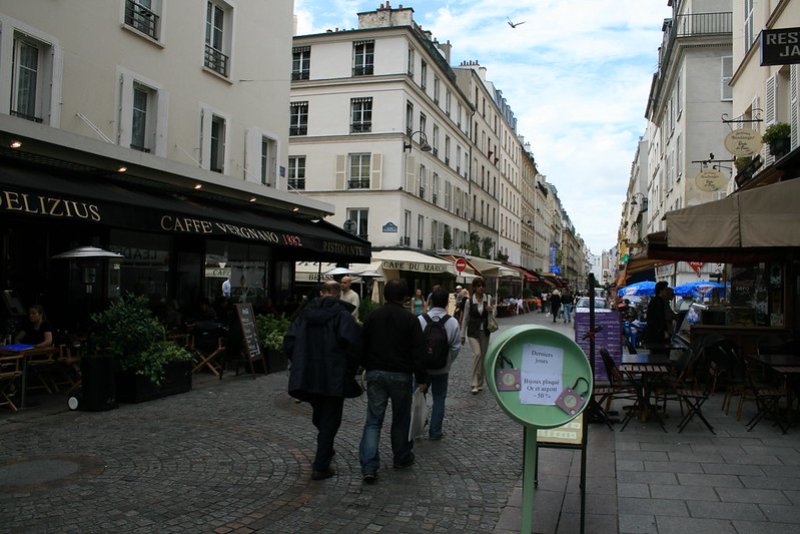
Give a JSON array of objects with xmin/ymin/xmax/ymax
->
[{"xmin": 485, "ymin": 325, "xmax": 593, "ymax": 533}]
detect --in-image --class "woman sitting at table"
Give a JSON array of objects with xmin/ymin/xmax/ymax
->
[{"xmin": 14, "ymin": 304, "xmax": 53, "ymax": 348}]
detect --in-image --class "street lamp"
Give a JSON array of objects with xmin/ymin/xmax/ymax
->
[{"xmin": 403, "ymin": 130, "xmax": 431, "ymax": 152}]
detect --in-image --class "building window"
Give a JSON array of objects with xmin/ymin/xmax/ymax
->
[
  {"xmin": 290, "ymin": 101, "xmax": 308, "ymax": 136},
  {"xmin": 348, "ymin": 154, "xmax": 371, "ymax": 189},
  {"xmin": 403, "ymin": 210, "xmax": 411, "ymax": 246},
  {"xmin": 433, "ymin": 77, "xmax": 440, "ymax": 103},
  {"xmin": 407, "ymin": 47, "xmax": 415, "ymax": 77},
  {"xmin": 420, "ymin": 60, "xmax": 427, "ymax": 90},
  {"xmin": 130, "ymin": 83, "xmax": 153, "ymax": 152},
  {"xmin": 292, "ymin": 46, "xmax": 310, "ymax": 80},
  {"xmin": 350, "ymin": 97, "xmax": 372, "ymax": 133},
  {"xmin": 432, "ymin": 125, "xmax": 439, "ymax": 157},
  {"xmin": 347, "ymin": 208, "xmax": 369, "ymax": 240},
  {"xmin": 721, "ymin": 56, "xmax": 733, "ymax": 101},
  {"xmin": 419, "ymin": 113, "xmax": 427, "ymax": 138},
  {"xmin": 209, "ymin": 115, "xmax": 225, "ymax": 173},
  {"xmin": 744, "ymin": 0, "xmax": 754, "ymax": 54},
  {"xmin": 419, "ymin": 165, "xmax": 426, "ymax": 199},
  {"xmin": 10, "ymin": 34, "xmax": 55, "ymax": 124},
  {"xmin": 260, "ymin": 136, "xmax": 277, "ymax": 186},
  {"xmin": 406, "ymin": 101, "xmax": 414, "ymax": 135},
  {"xmin": 204, "ymin": 1, "xmax": 232, "ymax": 77},
  {"xmin": 353, "ymin": 40, "xmax": 374, "ymax": 76},
  {"xmin": 124, "ymin": 0, "xmax": 160, "ymax": 40},
  {"xmin": 456, "ymin": 145, "xmax": 461, "ymax": 173},
  {"xmin": 417, "ymin": 214, "xmax": 424, "ymax": 249},
  {"xmin": 288, "ymin": 156, "xmax": 306, "ymax": 190},
  {"xmin": 445, "ymin": 136, "xmax": 451, "ymax": 166},
  {"xmin": 445, "ymin": 91, "xmax": 451, "ymax": 116},
  {"xmin": 432, "ymin": 173, "xmax": 440, "ymax": 205}
]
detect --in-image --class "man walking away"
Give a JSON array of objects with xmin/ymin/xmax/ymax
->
[
  {"xmin": 644, "ymin": 281, "xmax": 671, "ymax": 354},
  {"xmin": 550, "ymin": 289, "xmax": 562, "ymax": 323},
  {"xmin": 561, "ymin": 289, "xmax": 574, "ymax": 324},
  {"xmin": 359, "ymin": 279, "xmax": 427, "ymax": 484},
  {"xmin": 418, "ymin": 286, "xmax": 461, "ymax": 441},
  {"xmin": 283, "ymin": 281, "xmax": 362, "ymax": 481}
]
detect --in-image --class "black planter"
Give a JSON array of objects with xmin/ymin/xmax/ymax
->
[
  {"xmin": 116, "ymin": 359, "xmax": 192, "ymax": 403},
  {"xmin": 769, "ymin": 137, "xmax": 790, "ymax": 157},
  {"xmin": 266, "ymin": 348, "xmax": 289, "ymax": 373}
]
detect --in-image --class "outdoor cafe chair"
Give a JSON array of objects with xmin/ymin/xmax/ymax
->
[
  {"xmin": 0, "ymin": 353, "xmax": 24, "ymax": 411},
  {"xmin": 598, "ymin": 348, "xmax": 638, "ymax": 412},
  {"xmin": 676, "ymin": 360, "xmax": 720, "ymax": 434},
  {"xmin": 190, "ymin": 323, "xmax": 227, "ymax": 379},
  {"xmin": 743, "ymin": 357, "xmax": 788, "ymax": 434}
]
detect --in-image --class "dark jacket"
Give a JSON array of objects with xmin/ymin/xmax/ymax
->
[
  {"xmin": 283, "ymin": 297, "xmax": 362, "ymax": 400},
  {"xmin": 362, "ymin": 301, "xmax": 427, "ymax": 384},
  {"xmin": 644, "ymin": 295, "xmax": 669, "ymax": 346}
]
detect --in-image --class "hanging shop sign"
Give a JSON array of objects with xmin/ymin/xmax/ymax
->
[
  {"xmin": 724, "ymin": 129, "xmax": 762, "ymax": 157},
  {"xmin": 694, "ymin": 168, "xmax": 727, "ymax": 192},
  {"xmin": 760, "ymin": 27, "xmax": 800, "ymax": 66}
]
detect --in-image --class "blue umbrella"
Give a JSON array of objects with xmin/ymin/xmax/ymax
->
[
  {"xmin": 674, "ymin": 280, "xmax": 725, "ymax": 298},
  {"xmin": 617, "ymin": 280, "xmax": 656, "ymax": 297}
]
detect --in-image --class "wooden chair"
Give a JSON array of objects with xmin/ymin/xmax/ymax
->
[
  {"xmin": 24, "ymin": 346, "xmax": 60, "ymax": 395},
  {"xmin": 0, "ymin": 353, "xmax": 24, "ymax": 411},
  {"xmin": 743, "ymin": 357, "xmax": 787, "ymax": 434},
  {"xmin": 598, "ymin": 348, "xmax": 638, "ymax": 414},
  {"xmin": 190, "ymin": 324, "xmax": 227, "ymax": 379}
]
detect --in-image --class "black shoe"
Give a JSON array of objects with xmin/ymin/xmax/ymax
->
[
  {"xmin": 393, "ymin": 453, "xmax": 415, "ymax": 469},
  {"xmin": 429, "ymin": 434, "xmax": 443, "ymax": 441},
  {"xmin": 363, "ymin": 473, "xmax": 377, "ymax": 484},
  {"xmin": 311, "ymin": 467, "xmax": 335, "ymax": 480}
]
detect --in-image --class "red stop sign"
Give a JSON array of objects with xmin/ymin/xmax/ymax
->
[{"xmin": 455, "ymin": 258, "xmax": 467, "ymax": 273}]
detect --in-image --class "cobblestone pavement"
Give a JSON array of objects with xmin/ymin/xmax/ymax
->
[
  {"xmin": 5, "ymin": 310, "xmax": 799, "ymax": 533},
  {"xmin": 0, "ymin": 311, "xmax": 563, "ymax": 533}
]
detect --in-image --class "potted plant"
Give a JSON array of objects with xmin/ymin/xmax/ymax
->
[
  {"xmin": 256, "ymin": 313, "xmax": 291, "ymax": 372},
  {"xmin": 91, "ymin": 294, "xmax": 193, "ymax": 403},
  {"xmin": 762, "ymin": 122, "xmax": 791, "ymax": 157}
]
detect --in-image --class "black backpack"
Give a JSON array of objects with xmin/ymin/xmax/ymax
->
[{"xmin": 422, "ymin": 313, "xmax": 451, "ymax": 370}]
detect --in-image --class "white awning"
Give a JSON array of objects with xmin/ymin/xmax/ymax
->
[
  {"xmin": 372, "ymin": 249, "xmax": 457, "ymax": 275},
  {"xmin": 666, "ymin": 179, "xmax": 800, "ymax": 248},
  {"xmin": 463, "ymin": 256, "xmax": 523, "ymax": 278},
  {"xmin": 294, "ymin": 261, "xmax": 383, "ymax": 282}
]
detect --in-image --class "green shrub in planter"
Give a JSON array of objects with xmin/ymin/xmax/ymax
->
[
  {"xmin": 91, "ymin": 294, "xmax": 192, "ymax": 385},
  {"xmin": 256, "ymin": 314, "xmax": 291, "ymax": 352},
  {"xmin": 762, "ymin": 123, "xmax": 791, "ymax": 156}
]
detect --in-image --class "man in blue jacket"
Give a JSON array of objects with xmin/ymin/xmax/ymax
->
[
  {"xmin": 283, "ymin": 280, "xmax": 362, "ymax": 481},
  {"xmin": 359, "ymin": 279, "xmax": 427, "ymax": 484}
]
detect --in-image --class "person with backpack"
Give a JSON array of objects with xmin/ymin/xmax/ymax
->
[{"xmin": 417, "ymin": 286, "xmax": 462, "ymax": 441}]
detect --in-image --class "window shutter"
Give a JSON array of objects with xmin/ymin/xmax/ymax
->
[
  {"xmin": 155, "ymin": 89, "xmax": 169, "ymax": 157},
  {"xmin": 118, "ymin": 72, "xmax": 133, "ymax": 146},
  {"xmin": 405, "ymin": 155, "xmax": 417, "ymax": 193},
  {"xmin": 764, "ymin": 75, "xmax": 777, "ymax": 165},
  {"xmin": 244, "ymin": 127, "xmax": 260, "ymax": 183},
  {"xmin": 370, "ymin": 153, "xmax": 383, "ymax": 190},
  {"xmin": 335, "ymin": 155, "xmax": 346, "ymax": 190},
  {"xmin": 791, "ymin": 65, "xmax": 799, "ymax": 150}
]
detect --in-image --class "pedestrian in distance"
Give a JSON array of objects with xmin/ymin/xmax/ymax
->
[
  {"xmin": 409, "ymin": 287, "xmax": 427, "ymax": 316},
  {"xmin": 561, "ymin": 288, "xmax": 574, "ymax": 324},
  {"xmin": 643, "ymin": 281, "xmax": 671, "ymax": 354},
  {"xmin": 550, "ymin": 289, "xmax": 562, "ymax": 323},
  {"xmin": 460, "ymin": 277, "xmax": 494, "ymax": 394},
  {"xmin": 359, "ymin": 279, "xmax": 428, "ymax": 485},
  {"xmin": 339, "ymin": 275, "xmax": 361, "ymax": 322},
  {"xmin": 418, "ymin": 286, "xmax": 462, "ymax": 441},
  {"xmin": 282, "ymin": 280, "xmax": 362, "ymax": 481}
]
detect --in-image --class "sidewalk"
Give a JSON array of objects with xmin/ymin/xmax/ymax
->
[{"xmin": 1, "ymin": 311, "xmax": 799, "ymax": 533}]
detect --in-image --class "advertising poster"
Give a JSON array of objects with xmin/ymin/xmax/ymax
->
[{"xmin": 573, "ymin": 311, "xmax": 622, "ymax": 381}]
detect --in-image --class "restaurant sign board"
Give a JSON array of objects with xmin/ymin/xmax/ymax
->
[
  {"xmin": 760, "ymin": 27, "xmax": 800, "ymax": 66},
  {"xmin": 724, "ymin": 129, "xmax": 762, "ymax": 157}
]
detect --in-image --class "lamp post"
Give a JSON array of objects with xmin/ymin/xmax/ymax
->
[{"xmin": 403, "ymin": 130, "xmax": 432, "ymax": 152}]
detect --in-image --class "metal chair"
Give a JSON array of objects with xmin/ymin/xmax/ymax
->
[
  {"xmin": 0, "ymin": 353, "xmax": 24, "ymax": 411},
  {"xmin": 743, "ymin": 357, "xmax": 788, "ymax": 434},
  {"xmin": 676, "ymin": 360, "xmax": 719, "ymax": 434}
]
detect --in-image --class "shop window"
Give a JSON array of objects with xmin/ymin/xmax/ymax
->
[
  {"xmin": 205, "ymin": 241, "xmax": 269, "ymax": 305},
  {"xmin": 109, "ymin": 230, "xmax": 171, "ymax": 303}
]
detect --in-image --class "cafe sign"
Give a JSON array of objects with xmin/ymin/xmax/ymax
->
[
  {"xmin": 724, "ymin": 129, "xmax": 762, "ymax": 157},
  {"xmin": 760, "ymin": 27, "xmax": 800, "ymax": 66},
  {"xmin": 381, "ymin": 260, "xmax": 449, "ymax": 273},
  {"xmin": 694, "ymin": 168, "xmax": 727, "ymax": 192}
]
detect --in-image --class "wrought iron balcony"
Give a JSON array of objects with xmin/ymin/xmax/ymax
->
[
  {"xmin": 204, "ymin": 44, "xmax": 229, "ymax": 77},
  {"xmin": 125, "ymin": 0, "xmax": 159, "ymax": 39},
  {"xmin": 348, "ymin": 179, "xmax": 370, "ymax": 189}
]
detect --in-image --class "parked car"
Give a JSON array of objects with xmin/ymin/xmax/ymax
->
[{"xmin": 575, "ymin": 297, "xmax": 612, "ymax": 313}]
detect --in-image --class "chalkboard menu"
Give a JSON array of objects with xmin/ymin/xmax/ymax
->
[{"xmin": 235, "ymin": 303, "xmax": 262, "ymax": 361}]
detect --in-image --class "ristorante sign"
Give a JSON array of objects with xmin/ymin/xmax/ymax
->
[{"xmin": 761, "ymin": 27, "xmax": 800, "ymax": 66}]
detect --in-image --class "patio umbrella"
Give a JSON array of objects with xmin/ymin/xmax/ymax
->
[
  {"xmin": 674, "ymin": 280, "xmax": 725, "ymax": 298},
  {"xmin": 617, "ymin": 280, "xmax": 656, "ymax": 297},
  {"xmin": 324, "ymin": 266, "xmax": 354, "ymax": 276}
]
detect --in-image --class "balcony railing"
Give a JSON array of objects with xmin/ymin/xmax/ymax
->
[
  {"xmin": 125, "ymin": 0, "xmax": 159, "ymax": 39},
  {"xmin": 288, "ymin": 179, "xmax": 306, "ymax": 190},
  {"xmin": 204, "ymin": 44, "xmax": 229, "ymax": 77},
  {"xmin": 350, "ymin": 122, "xmax": 372, "ymax": 133},
  {"xmin": 673, "ymin": 12, "xmax": 732, "ymax": 38},
  {"xmin": 348, "ymin": 179, "xmax": 370, "ymax": 189},
  {"xmin": 10, "ymin": 109, "xmax": 43, "ymax": 123}
]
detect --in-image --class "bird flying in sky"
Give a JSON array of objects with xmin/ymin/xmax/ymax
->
[{"xmin": 507, "ymin": 18, "xmax": 526, "ymax": 28}]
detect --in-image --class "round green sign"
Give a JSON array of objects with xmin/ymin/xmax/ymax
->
[{"xmin": 484, "ymin": 325, "xmax": 593, "ymax": 429}]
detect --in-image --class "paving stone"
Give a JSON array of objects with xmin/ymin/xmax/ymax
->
[
  {"xmin": 618, "ymin": 497, "xmax": 689, "ymax": 517},
  {"xmin": 643, "ymin": 460, "xmax": 703, "ymax": 473},
  {"xmin": 655, "ymin": 515, "xmax": 736, "ymax": 534},
  {"xmin": 618, "ymin": 513, "xmax": 657, "ymax": 533},
  {"xmin": 676, "ymin": 473, "xmax": 743, "ymax": 487},
  {"xmin": 759, "ymin": 503, "xmax": 800, "ymax": 523},
  {"xmin": 649, "ymin": 484, "xmax": 719, "ymax": 501},
  {"xmin": 686, "ymin": 500, "xmax": 765, "ymax": 521},
  {"xmin": 716, "ymin": 487, "xmax": 791, "ymax": 505}
]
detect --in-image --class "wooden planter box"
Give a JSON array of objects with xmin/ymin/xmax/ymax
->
[{"xmin": 116, "ymin": 359, "xmax": 192, "ymax": 403}]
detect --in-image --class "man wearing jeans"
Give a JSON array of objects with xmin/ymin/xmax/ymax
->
[
  {"xmin": 359, "ymin": 279, "xmax": 427, "ymax": 484},
  {"xmin": 417, "ymin": 286, "xmax": 461, "ymax": 441}
]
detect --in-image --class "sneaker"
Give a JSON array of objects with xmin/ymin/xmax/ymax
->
[
  {"xmin": 471, "ymin": 387, "xmax": 479, "ymax": 394},
  {"xmin": 393, "ymin": 453, "xmax": 415, "ymax": 469},
  {"xmin": 310, "ymin": 467, "xmax": 335, "ymax": 481},
  {"xmin": 363, "ymin": 473, "xmax": 377, "ymax": 484}
]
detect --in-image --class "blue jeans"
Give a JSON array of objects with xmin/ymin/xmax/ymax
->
[
  {"xmin": 428, "ymin": 373, "xmax": 449, "ymax": 438},
  {"xmin": 563, "ymin": 304, "xmax": 573, "ymax": 323},
  {"xmin": 359, "ymin": 370, "xmax": 414, "ymax": 475}
]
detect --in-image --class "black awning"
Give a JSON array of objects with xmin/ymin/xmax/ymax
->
[{"xmin": 0, "ymin": 162, "xmax": 370, "ymax": 262}]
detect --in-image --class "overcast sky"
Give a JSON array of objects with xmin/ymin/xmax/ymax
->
[{"xmin": 294, "ymin": 0, "xmax": 672, "ymax": 254}]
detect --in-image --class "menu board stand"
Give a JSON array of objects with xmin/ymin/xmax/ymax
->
[{"xmin": 235, "ymin": 303, "xmax": 264, "ymax": 379}]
